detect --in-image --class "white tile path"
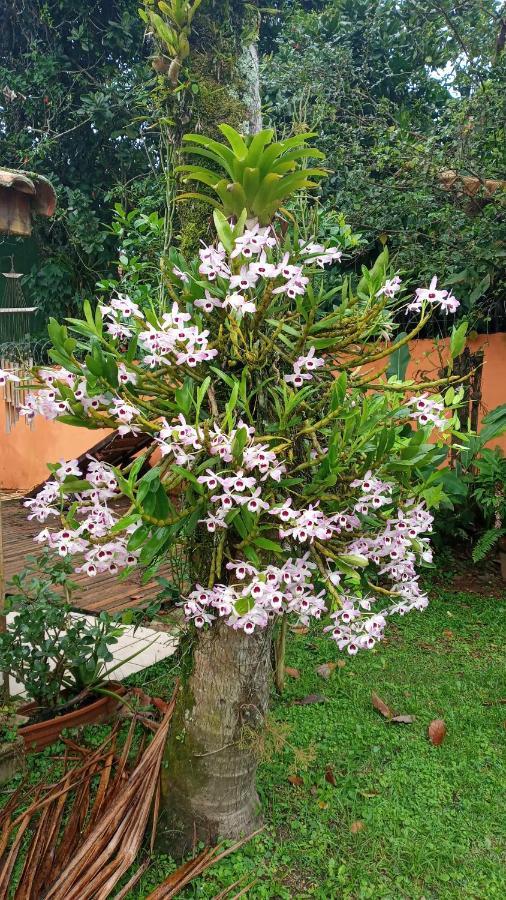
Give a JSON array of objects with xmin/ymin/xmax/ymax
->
[{"xmin": 6, "ymin": 612, "xmax": 178, "ymax": 698}]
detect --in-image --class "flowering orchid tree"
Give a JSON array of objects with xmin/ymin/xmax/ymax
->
[{"xmin": 19, "ymin": 126, "xmax": 465, "ymax": 851}]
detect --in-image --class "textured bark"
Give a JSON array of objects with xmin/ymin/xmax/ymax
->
[
  {"xmin": 157, "ymin": 623, "xmax": 271, "ymax": 855},
  {"xmin": 173, "ymin": 0, "xmax": 263, "ymax": 254}
]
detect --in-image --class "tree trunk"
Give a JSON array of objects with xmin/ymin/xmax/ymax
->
[
  {"xmin": 156, "ymin": 0, "xmax": 267, "ymax": 855},
  {"xmin": 157, "ymin": 623, "xmax": 271, "ymax": 855},
  {"xmin": 173, "ymin": 0, "xmax": 262, "ymax": 255}
]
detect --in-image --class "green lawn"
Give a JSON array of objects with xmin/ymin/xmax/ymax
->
[{"xmin": 127, "ymin": 584, "xmax": 506, "ymax": 899}]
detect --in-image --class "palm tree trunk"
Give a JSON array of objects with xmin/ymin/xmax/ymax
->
[
  {"xmin": 157, "ymin": 622, "xmax": 271, "ymax": 854},
  {"xmin": 156, "ymin": 4, "xmax": 267, "ymax": 852}
]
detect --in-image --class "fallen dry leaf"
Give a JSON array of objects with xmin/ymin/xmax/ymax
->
[
  {"xmin": 336, "ymin": 659, "xmax": 346, "ymax": 669},
  {"xmin": 324, "ymin": 766, "xmax": 337, "ymax": 786},
  {"xmin": 390, "ymin": 714, "xmax": 416, "ymax": 725},
  {"xmin": 428, "ymin": 718, "xmax": 447, "ymax": 745},
  {"xmin": 285, "ymin": 667, "xmax": 300, "ymax": 679},
  {"xmin": 287, "ymin": 775, "xmax": 304, "ymax": 786},
  {"xmin": 291, "ymin": 625, "xmax": 309, "ymax": 635},
  {"xmin": 359, "ymin": 790, "xmax": 380, "ymax": 798},
  {"xmin": 442, "ymin": 629, "xmax": 454, "ymax": 640},
  {"xmin": 350, "ymin": 820, "xmax": 365, "ymax": 834},
  {"xmin": 316, "ymin": 662, "xmax": 337, "ymax": 680},
  {"xmin": 371, "ymin": 691, "xmax": 394, "ymax": 719},
  {"xmin": 293, "ymin": 693, "xmax": 327, "ymax": 706},
  {"xmin": 318, "ymin": 800, "xmax": 329, "ymax": 809}
]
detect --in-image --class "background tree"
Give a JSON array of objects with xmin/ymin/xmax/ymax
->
[
  {"xmin": 0, "ymin": 0, "xmax": 154, "ymax": 320},
  {"xmin": 261, "ymin": 0, "xmax": 506, "ymax": 333}
]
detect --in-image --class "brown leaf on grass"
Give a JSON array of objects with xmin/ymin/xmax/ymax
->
[
  {"xmin": 442, "ymin": 629, "xmax": 454, "ymax": 640},
  {"xmin": 324, "ymin": 766, "xmax": 337, "ymax": 786},
  {"xmin": 292, "ymin": 693, "xmax": 327, "ymax": 706},
  {"xmin": 316, "ymin": 663, "xmax": 337, "ymax": 680},
  {"xmin": 287, "ymin": 775, "xmax": 304, "ymax": 786},
  {"xmin": 350, "ymin": 821, "xmax": 365, "ymax": 834},
  {"xmin": 390, "ymin": 715, "xmax": 416, "ymax": 725},
  {"xmin": 371, "ymin": 691, "xmax": 394, "ymax": 719},
  {"xmin": 428, "ymin": 719, "xmax": 447, "ymax": 745},
  {"xmin": 291, "ymin": 625, "xmax": 309, "ymax": 635},
  {"xmin": 285, "ymin": 667, "xmax": 300, "ymax": 679},
  {"xmin": 336, "ymin": 659, "xmax": 346, "ymax": 669}
]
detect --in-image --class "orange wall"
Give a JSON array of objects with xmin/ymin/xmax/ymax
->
[
  {"xmin": 397, "ymin": 331, "xmax": 506, "ymax": 453},
  {"xmin": 0, "ymin": 404, "xmax": 110, "ymax": 491},
  {"xmin": 1, "ymin": 333, "xmax": 505, "ymax": 490}
]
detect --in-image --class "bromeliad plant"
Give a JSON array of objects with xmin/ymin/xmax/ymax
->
[
  {"xmin": 19, "ymin": 125, "xmax": 466, "ymax": 846},
  {"xmin": 177, "ymin": 124, "xmax": 326, "ymax": 223}
]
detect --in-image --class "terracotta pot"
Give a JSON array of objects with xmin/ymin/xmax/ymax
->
[{"xmin": 18, "ymin": 682, "xmax": 126, "ymax": 752}]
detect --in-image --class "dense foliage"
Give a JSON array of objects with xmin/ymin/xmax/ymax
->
[
  {"xmin": 0, "ymin": 0, "xmax": 155, "ymax": 320},
  {"xmin": 0, "ymin": 551, "xmax": 124, "ymax": 707},
  {"xmin": 2, "ymin": 1, "xmax": 504, "ymax": 335},
  {"xmin": 262, "ymin": 0, "xmax": 506, "ymax": 332}
]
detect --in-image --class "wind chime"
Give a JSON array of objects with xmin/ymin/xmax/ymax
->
[{"xmin": 0, "ymin": 255, "xmax": 38, "ymax": 431}]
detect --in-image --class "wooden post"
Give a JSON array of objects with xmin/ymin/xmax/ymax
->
[{"xmin": 0, "ymin": 499, "xmax": 10, "ymax": 699}]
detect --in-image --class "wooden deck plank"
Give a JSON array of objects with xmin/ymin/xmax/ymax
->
[{"xmin": 0, "ymin": 499, "xmax": 172, "ymax": 615}]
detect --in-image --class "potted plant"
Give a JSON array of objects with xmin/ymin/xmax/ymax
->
[
  {"xmin": 0, "ymin": 702, "xmax": 28, "ymax": 785},
  {"xmin": 0, "ymin": 551, "xmax": 130, "ymax": 750}
]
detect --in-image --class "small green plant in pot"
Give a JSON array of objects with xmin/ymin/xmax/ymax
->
[{"xmin": 0, "ymin": 551, "xmax": 129, "ymax": 748}]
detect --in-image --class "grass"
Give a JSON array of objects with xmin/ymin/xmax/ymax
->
[
  {"xmin": 4, "ymin": 583, "xmax": 505, "ymax": 898},
  {"xmin": 125, "ymin": 583, "xmax": 506, "ymax": 899}
]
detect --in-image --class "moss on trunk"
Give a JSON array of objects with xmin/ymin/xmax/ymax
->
[
  {"xmin": 157, "ymin": 622, "xmax": 271, "ymax": 855},
  {"xmin": 164, "ymin": 0, "xmax": 261, "ymax": 253}
]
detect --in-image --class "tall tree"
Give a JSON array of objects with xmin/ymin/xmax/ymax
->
[
  {"xmin": 0, "ymin": 1, "xmax": 153, "ymax": 320},
  {"xmin": 262, "ymin": 0, "xmax": 506, "ymax": 332},
  {"xmin": 141, "ymin": 0, "xmax": 272, "ymax": 852}
]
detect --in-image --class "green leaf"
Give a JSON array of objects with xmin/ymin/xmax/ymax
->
[
  {"xmin": 224, "ymin": 382, "xmax": 240, "ymax": 429},
  {"xmin": 469, "ymin": 273, "xmax": 490, "ymax": 304},
  {"xmin": 110, "ymin": 514, "xmax": 141, "ymax": 534},
  {"xmin": 387, "ymin": 333, "xmax": 410, "ymax": 380},
  {"xmin": 232, "ymin": 426, "xmax": 249, "ymax": 464},
  {"xmin": 213, "ymin": 210, "xmax": 234, "ymax": 252},
  {"xmin": 171, "ymin": 465, "xmax": 204, "ymax": 491},
  {"xmin": 195, "ymin": 376, "xmax": 211, "ymax": 423},
  {"xmin": 139, "ymin": 527, "xmax": 172, "ymax": 567},
  {"xmin": 252, "ymin": 536, "xmax": 284, "ymax": 553},
  {"xmin": 56, "ymin": 415, "xmax": 98, "ymax": 429},
  {"xmin": 59, "ymin": 478, "xmax": 93, "ymax": 493},
  {"xmin": 127, "ymin": 524, "xmax": 150, "ymax": 552},
  {"xmin": 234, "ymin": 595, "xmax": 256, "ymax": 616},
  {"xmin": 450, "ymin": 320, "xmax": 468, "ymax": 359}
]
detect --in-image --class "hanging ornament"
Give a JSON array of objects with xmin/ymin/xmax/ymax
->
[{"xmin": 0, "ymin": 257, "xmax": 38, "ymax": 432}]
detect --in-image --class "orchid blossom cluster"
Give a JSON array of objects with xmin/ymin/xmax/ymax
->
[
  {"xmin": 184, "ymin": 556, "xmax": 326, "ymax": 634},
  {"xmin": 17, "ymin": 209, "xmax": 464, "ymax": 656},
  {"xmin": 24, "ymin": 458, "xmax": 139, "ymax": 578}
]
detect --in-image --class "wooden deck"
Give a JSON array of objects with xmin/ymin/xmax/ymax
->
[{"xmin": 0, "ymin": 499, "xmax": 172, "ymax": 615}]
